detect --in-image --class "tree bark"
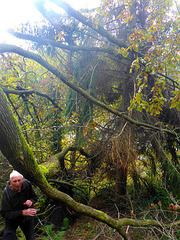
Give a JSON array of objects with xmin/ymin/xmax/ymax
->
[
  {"xmin": 39, "ymin": 146, "xmax": 90, "ymax": 178},
  {"xmin": 0, "ymin": 88, "xmax": 47, "ymax": 185}
]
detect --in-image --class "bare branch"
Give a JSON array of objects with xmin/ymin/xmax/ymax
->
[{"xmin": 1, "ymin": 86, "xmax": 62, "ymax": 111}]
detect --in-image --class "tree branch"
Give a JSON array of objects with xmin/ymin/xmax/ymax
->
[
  {"xmin": 39, "ymin": 145, "xmax": 91, "ymax": 177},
  {"xmin": 9, "ymin": 30, "xmax": 117, "ymax": 56},
  {"xmin": 49, "ymin": 179, "xmax": 84, "ymax": 192},
  {"xmin": 1, "ymin": 86, "xmax": 62, "ymax": 111},
  {"xmin": 0, "ymin": 44, "xmax": 178, "ymax": 138},
  {"xmin": 36, "ymin": 0, "xmax": 127, "ymax": 49}
]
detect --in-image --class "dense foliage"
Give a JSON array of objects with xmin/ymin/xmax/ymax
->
[{"xmin": 0, "ymin": 0, "xmax": 179, "ymax": 239}]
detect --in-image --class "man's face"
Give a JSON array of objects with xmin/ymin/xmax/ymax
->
[{"xmin": 9, "ymin": 175, "xmax": 24, "ymax": 192}]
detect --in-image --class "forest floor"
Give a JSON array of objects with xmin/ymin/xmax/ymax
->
[
  {"xmin": 63, "ymin": 215, "xmax": 126, "ymax": 240},
  {"xmin": 62, "ymin": 214, "xmax": 154, "ymax": 240},
  {"xmin": 0, "ymin": 155, "xmax": 179, "ymax": 239}
]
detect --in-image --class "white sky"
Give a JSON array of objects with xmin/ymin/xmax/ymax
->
[{"xmin": 0, "ymin": 0, "xmax": 101, "ymax": 44}]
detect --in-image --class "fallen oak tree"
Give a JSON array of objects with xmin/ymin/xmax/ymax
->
[
  {"xmin": 0, "ymin": 0, "xmax": 179, "ymax": 237},
  {"xmin": 0, "ymin": 85, "xmax": 180, "ymax": 240}
]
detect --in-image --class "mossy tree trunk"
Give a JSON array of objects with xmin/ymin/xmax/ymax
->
[
  {"xmin": 0, "ymin": 88, "xmax": 47, "ymax": 187},
  {"xmin": 0, "ymin": 81, "xmax": 180, "ymax": 240},
  {"xmin": 0, "ymin": 87, "xmax": 129, "ymax": 239}
]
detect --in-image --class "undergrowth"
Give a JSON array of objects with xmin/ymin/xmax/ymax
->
[{"xmin": 15, "ymin": 183, "xmax": 180, "ymax": 239}]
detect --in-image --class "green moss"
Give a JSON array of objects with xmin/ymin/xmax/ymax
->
[
  {"xmin": 39, "ymin": 165, "xmax": 50, "ymax": 175},
  {"xmin": 47, "ymin": 162, "xmax": 56, "ymax": 168}
]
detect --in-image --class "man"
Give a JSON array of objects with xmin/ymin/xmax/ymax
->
[{"xmin": 0, "ymin": 170, "xmax": 38, "ymax": 240}]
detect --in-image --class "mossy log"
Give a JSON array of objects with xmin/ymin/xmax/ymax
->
[
  {"xmin": 39, "ymin": 146, "xmax": 89, "ymax": 178},
  {"xmin": 39, "ymin": 155, "xmax": 60, "ymax": 178}
]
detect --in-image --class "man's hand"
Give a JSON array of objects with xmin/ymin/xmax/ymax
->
[
  {"xmin": 23, "ymin": 200, "xmax": 33, "ymax": 207},
  {"xmin": 22, "ymin": 208, "xmax": 36, "ymax": 216}
]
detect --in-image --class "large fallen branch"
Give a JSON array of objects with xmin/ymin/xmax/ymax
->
[
  {"xmin": 1, "ymin": 87, "xmax": 180, "ymax": 240},
  {"xmin": 35, "ymin": 0, "xmax": 127, "ymax": 49},
  {"xmin": 39, "ymin": 145, "xmax": 90, "ymax": 177},
  {"xmin": 0, "ymin": 44, "xmax": 177, "ymax": 138},
  {"xmin": 9, "ymin": 30, "xmax": 116, "ymax": 56}
]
